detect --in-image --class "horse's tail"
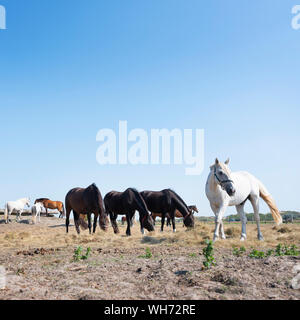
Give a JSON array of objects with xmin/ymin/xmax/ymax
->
[
  {"xmin": 31, "ymin": 206, "xmax": 37, "ymax": 225},
  {"xmin": 258, "ymin": 180, "xmax": 282, "ymax": 225},
  {"xmin": 79, "ymin": 214, "xmax": 88, "ymax": 230},
  {"xmin": 4, "ymin": 203, "xmax": 8, "ymax": 222},
  {"xmin": 61, "ymin": 203, "xmax": 66, "ymax": 217}
]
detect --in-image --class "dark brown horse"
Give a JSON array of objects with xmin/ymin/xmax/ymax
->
[
  {"xmin": 166, "ymin": 205, "xmax": 199, "ymax": 227},
  {"xmin": 104, "ymin": 188, "xmax": 155, "ymax": 236},
  {"xmin": 141, "ymin": 189, "xmax": 195, "ymax": 232},
  {"xmin": 34, "ymin": 198, "xmax": 65, "ymax": 218},
  {"xmin": 65, "ymin": 183, "xmax": 108, "ymax": 234}
]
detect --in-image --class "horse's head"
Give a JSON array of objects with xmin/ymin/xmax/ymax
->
[
  {"xmin": 183, "ymin": 210, "xmax": 195, "ymax": 228},
  {"xmin": 99, "ymin": 212, "xmax": 109, "ymax": 232},
  {"xmin": 141, "ymin": 212, "xmax": 155, "ymax": 232},
  {"xmin": 212, "ymin": 158, "xmax": 236, "ymax": 196}
]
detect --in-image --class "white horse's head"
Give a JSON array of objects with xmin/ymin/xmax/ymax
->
[{"xmin": 211, "ymin": 158, "xmax": 236, "ymax": 196}]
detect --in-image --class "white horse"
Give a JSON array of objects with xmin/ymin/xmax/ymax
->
[
  {"xmin": 4, "ymin": 198, "xmax": 31, "ymax": 224},
  {"xmin": 205, "ymin": 159, "xmax": 282, "ymax": 242},
  {"xmin": 31, "ymin": 202, "xmax": 44, "ymax": 224}
]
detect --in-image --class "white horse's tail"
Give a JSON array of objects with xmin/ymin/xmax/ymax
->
[
  {"xmin": 31, "ymin": 206, "xmax": 37, "ymax": 225},
  {"xmin": 4, "ymin": 203, "xmax": 8, "ymax": 223},
  {"xmin": 258, "ymin": 181, "xmax": 282, "ymax": 225}
]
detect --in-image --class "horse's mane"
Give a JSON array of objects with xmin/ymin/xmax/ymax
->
[
  {"xmin": 167, "ymin": 189, "xmax": 189, "ymax": 210},
  {"xmin": 36, "ymin": 198, "xmax": 49, "ymax": 202}
]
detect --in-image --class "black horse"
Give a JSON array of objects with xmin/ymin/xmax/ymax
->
[
  {"xmin": 104, "ymin": 188, "xmax": 155, "ymax": 236},
  {"xmin": 65, "ymin": 183, "xmax": 108, "ymax": 234},
  {"xmin": 141, "ymin": 189, "xmax": 195, "ymax": 232}
]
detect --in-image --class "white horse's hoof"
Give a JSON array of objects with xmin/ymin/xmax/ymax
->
[
  {"xmin": 213, "ymin": 237, "xmax": 219, "ymax": 242},
  {"xmin": 257, "ymin": 235, "xmax": 264, "ymax": 241},
  {"xmin": 173, "ymin": 229, "xmax": 176, "ymax": 233}
]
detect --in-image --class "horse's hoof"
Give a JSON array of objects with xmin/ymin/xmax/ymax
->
[
  {"xmin": 221, "ymin": 236, "xmax": 226, "ymax": 240},
  {"xmin": 258, "ymin": 235, "xmax": 264, "ymax": 241},
  {"xmin": 213, "ymin": 237, "xmax": 219, "ymax": 242},
  {"xmin": 173, "ymin": 229, "xmax": 176, "ymax": 233}
]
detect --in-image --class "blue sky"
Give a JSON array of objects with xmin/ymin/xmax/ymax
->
[{"xmin": 0, "ymin": 0, "xmax": 299, "ymax": 216}]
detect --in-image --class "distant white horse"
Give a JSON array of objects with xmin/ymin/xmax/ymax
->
[
  {"xmin": 4, "ymin": 198, "xmax": 31, "ymax": 224},
  {"xmin": 31, "ymin": 202, "xmax": 44, "ymax": 224},
  {"xmin": 206, "ymin": 159, "xmax": 282, "ymax": 242}
]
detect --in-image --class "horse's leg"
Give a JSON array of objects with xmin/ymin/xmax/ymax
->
[
  {"xmin": 219, "ymin": 219, "xmax": 226, "ymax": 239},
  {"xmin": 93, "ymin": 213, "xmax": 98, "ymax": 234},
  {"xmin": 250, "ymin": 195, "xmax": 264, "ymax": 241},
  {"xmin": 126, "ymin": 213, "xmax": 132, "ymax": 236},
  {"xmin": 211, "ymin": 203, "xmax": 227, "ymax": 242},
  {"xmin": 66, "ymin": 204, "xmax": 71, "ymax": 233},
  {"xmin": 236, "ymin": 204, "xmax": 247, "ymax": 241},
  {"xmin": 87, "ymin": 213, "xmax": 92, "ymax": 234},
  {"xmin": 170, "ymin": 211, "xmax": 176, "ymax": 233},
  {"xmin": 161, "ymin": 213, "xmax": 166, "ymax": 232},
  {"xmin": 73, "ymin": 211, "xmax": 81, "ymax": 235},
  {"xmin": 45, "ymin": 207, "xmax": 48, "ymax": 217},
  {"xmin": 110, "ymin": 212, "xmax": 120, "ymax": 234}
]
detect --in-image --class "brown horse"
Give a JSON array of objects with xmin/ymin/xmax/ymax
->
[
  {"xmin": 65, "ymin": 183, "xmax": 108, "ymax": 234},
  {"xmin": 166, "ymin": 205, "xmax": 199, "ymax": 227},
  {"xmin": 34, "ymin": 198, "xmax": 65, "ymax": 218}
]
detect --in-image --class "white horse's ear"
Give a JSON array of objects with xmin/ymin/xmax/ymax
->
[
  {"xmin": 225, "ymin": 158, "xmax": 230, "ymax": 165},
  {"xmin": 215, "ymin": 158, "xmax": 219, "ymax": 165}
]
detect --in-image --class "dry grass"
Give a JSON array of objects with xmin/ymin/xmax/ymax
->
[{"xmin": 1, "ymin": 215, "xmax": 300, "ymax": 253}]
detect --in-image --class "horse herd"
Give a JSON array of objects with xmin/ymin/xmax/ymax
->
[{"xmin": 2, "ymin": 159, "xmax": 283, "ymax": 241}]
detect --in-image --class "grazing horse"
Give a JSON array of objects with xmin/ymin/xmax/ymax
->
[
  {"xmin": 141, "ymin": 189, "xmax": 195, "ymax": 232},
  {"xmin": 166, "ymin": 205, "xmax": 199, "ymax": 227},
  {"xmin": 65, "ymin": 183, "xmax": 108, "ymax": 234},
  {"xmin": 104, "ymin": 188, "xmax": 155, "ymax": 236},
  {"xmin": 34, "ymin": 198, "xmax": 65, "ymax": 218},
  {"xmin": 31, "ymin": 202, "xmax": 44, "ymax": 224},
  {"xmin": 206, "ymin": 158, "xmax": 282, "ymax": 242},
  {"xmin": 4, "ymin": 198, "xmax": 30, "ymax": 224}
]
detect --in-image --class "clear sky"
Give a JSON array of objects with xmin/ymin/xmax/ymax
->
[{"xmin": 0, "ymin": 0, "xmax": 299, "ymax": 216}]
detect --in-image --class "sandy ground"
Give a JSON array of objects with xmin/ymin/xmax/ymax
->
[{"xmin": 0, "ymin": 214, "xmax": 299, "ymax": 300}]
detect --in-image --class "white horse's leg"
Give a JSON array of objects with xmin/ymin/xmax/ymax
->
[
  {"xmin": 211, "ymin": 204, "xmax": 227, "ymax": 242},
  {"xmin": 220, "ymin": 220, "xmax": 226, "ymax": 239},
  {"xmin": 236, "ymin": 204, "xmax": 247, "ymax": 241},
  {"xmin": 250, "ymin": 196, "xmax": 264, "ymax": 240}
]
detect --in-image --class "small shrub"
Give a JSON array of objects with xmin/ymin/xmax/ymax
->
[
  {"xmin": 138, "ymin": 247, "xmax": 153, "ymax": 259},
  {"xmin": 233, "ymin": 246, "xmax": 246, "ymax": 257},
  {"xmin": 203, "ymin": 240, "xmax": 216, "ymax": 269},
  {"xmin": 249, "ymin": 249, "xmax": 266, "ymax": 259},
  {"xmin": 73, "ymin": 246, "xmax": 92, "ymax": 261}
]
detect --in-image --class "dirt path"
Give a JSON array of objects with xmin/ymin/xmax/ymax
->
[{"xmin": 0, "ymin": 216, "xmax": 299, "ymax": 300}]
